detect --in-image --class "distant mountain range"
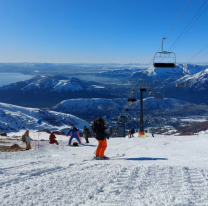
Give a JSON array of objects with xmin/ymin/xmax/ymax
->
[
  {"xmin": 51, "ymin": 97, "xmax": 208, "ymax": 123},
  {"xmin": 0, "ymin": 63, "xmax": 208, "ymax": 110},
  {"xmin": 0, "ymin": 75, "xmax": 116, "ymax": 108},
  {"xmin": 1, "ymin": 97, "xmax": 207, "ymax": 132}
]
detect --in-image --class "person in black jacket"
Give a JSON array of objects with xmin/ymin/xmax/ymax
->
[
  {"xmin": 130, "ymin": 127, "xmax": 135, "ymax": 138},
  {"xmin": 91, "ymin": 117, "xmax": 108, "ymax": 159}
]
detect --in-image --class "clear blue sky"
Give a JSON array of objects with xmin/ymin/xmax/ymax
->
[{"xmin": 0, "ymin": 0, "xmax": 207, "ymax": 63}]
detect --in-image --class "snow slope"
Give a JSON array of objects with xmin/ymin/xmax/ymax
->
[
  {"xmin": 1, "ymin": 132, "xmax": 208, "ymax": 206},
  {"xmin": 0, "ymin": 102, "xmax": 90, "ymax": 131}
]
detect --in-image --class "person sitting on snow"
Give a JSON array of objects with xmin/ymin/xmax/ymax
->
[
  {"xmin": 66, "ymin": 126, "xmax": 81, "ymax": 146},
  {"xmin": 49, "ymin": 131, "xmax": 59, "ymax": 145}
]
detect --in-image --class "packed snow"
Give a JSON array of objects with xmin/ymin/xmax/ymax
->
[{"xmin": 1, "ymin": 131, "xmax": 208, "ymax": 206}]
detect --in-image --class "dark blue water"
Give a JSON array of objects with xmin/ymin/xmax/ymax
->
[{"xmin": 0, "ymin": 73, "xmax": 32, "ymax": 86}]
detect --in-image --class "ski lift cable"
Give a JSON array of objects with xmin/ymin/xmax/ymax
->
[
  {"xmin": 126, "ymin": 0, "xmax": 191, "ymax": 101},
  {"xmin": 147, "ymin": 69, "xmax": 180, "ymax": 99},
  {"xmin": 186, "ymin": 44, "xmax": 208, "ymax": 63},
  {"xmin": 123, "ymin": 0, "xmax": 192, "ymax": 116},
  {"xmin": 151, "ymin": 44, "xmax": 208, "ymax": 97},
  {"xmin": 158, "ymin": 0, "xmax": 207, "ymax": 65},
  {"xmin": 171, "ymin": 4, "xmax": 208, "ymax": 52},
  {"xmin": 149, "ymin": 0, "xmax": 191, "ymax": 66},
  {"xmin": 168, "ymin": 0, "xmax": 208, "ymax": 52},
  {"xmin": 134, "ymin": 0, "xmax": 191, "ymax": 86},
  {"xmin": 180, "ymin": 44, "xmax": 208, "ymax": 92}
]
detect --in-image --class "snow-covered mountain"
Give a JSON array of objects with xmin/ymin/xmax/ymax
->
[
  {"xmin": 0, "ymin": 75, "xmax": 116, "ymax": 108},
  {"xmin": 52, "ymin": 98, "xmax": 127, "ymax": 121},
  {"xmin": 159, "ymin": 68, "xmax": 208, "ymax": 104},
  {"xmin": 173, "ymin": 68, "xmax": 208, "ymax": 92},
  {"xmin": 0, "ymin": 64, "xmax": 208, "ymax": 109},
  {"xmin": 51, "ymin": 97, "xmax": 202, "ymax": 122},
  {"xmin": 0, "ymin": 102, "xmax": 90, "ymax": 132}
]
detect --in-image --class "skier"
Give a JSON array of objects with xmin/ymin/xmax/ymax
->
[
  {"xmin": 91, "ymin": 117, "xmax": 109, "ymax": 160},
  {"xmin": 49, "ymin": 131, "xmax": 59, "ymax": 145},
  {"xmin": 130, "ymin": 127, "xmax": 135, "ymax": 138},
  {"xmin": 66, "ymin": 126, "xmax": 81, "ymax": 146},
  {"xmin": 151, "ymin": 129, "xmax": 154, "ymax": 137},
  {"xmin": 83, "ymin": 126, "xmax": 90, "ymax": 143},
  {"xmin": 22, "ymin": 130, "xmax": 32, "ymax": 150}
]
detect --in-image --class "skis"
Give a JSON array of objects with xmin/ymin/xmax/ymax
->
[
  {"xmin": 105, "ymin": 153, "xmax": 125, "ymax": 160},
  {"xmin": 83, "ymin": 153, "xmax": 125, "ymax": 162}
]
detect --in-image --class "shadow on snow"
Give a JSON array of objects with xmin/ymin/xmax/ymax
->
[
  {"xmin": 83, "ymin": 144, "xmax": 96, "ymax": 147},
  {"xmin": 121, "ymin": 157, "xmax": 168, "ymax": 161}
]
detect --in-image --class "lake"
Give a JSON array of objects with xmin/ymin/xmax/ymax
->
[{"xmin": 0, "ymin": 73, "xmax": 33, "ymax": 86}]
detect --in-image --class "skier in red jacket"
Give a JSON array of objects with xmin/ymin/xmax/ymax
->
[{"xmin": 49, "ymin": 132, "xmax": 59, "ymax": 145}]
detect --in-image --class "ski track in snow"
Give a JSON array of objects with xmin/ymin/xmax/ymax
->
[{"xmin": 1, "ymin": 133, "xmax": 208, "ymax": 205}]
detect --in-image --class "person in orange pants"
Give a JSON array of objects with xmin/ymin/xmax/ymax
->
[
  {"xmin": 91, "ymin": 117, "xmax": 109, "ymax": 160},
  {"xmin": 95, "ymin": 139, "xmax": 107, "ymax": 158}
]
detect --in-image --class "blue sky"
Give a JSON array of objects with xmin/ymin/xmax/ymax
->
[{"xmin": 0, "ymin": 0, "xmax": 207, "ymax": 63}]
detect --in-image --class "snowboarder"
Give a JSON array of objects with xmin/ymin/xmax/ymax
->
[
  {"xmin": 91, "ymin": 117, "xmax": 109, "ymax": 160},
  {"xmin": 23, "ymin": 130, "xmax": 32, "ymax": 150},
  {"xmin": 66, "ymin": 126, "xmax": 81, "ymax": 146},
  {"xmin": 49, "ymin": 131, "xmax": 59, "ymax": 145},
  {"xmin": 151, "ymin": 129, "xmax": 154, "ymax": 137},
  {"xmin": 83, "ymin": 126, "xmax": 90, "ymax": 143},
  {"xmin": 130, "ymin": 127, "xmax": 135, "ymax": 138}
]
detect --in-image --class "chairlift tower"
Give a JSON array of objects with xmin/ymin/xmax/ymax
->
[
  {"xmin": 131, "ymin": 82, "xmax": 152, "ymax": 136},
  {"xmin": 119, "ymin": 115, "xmax": 127, "ymax": 137}
]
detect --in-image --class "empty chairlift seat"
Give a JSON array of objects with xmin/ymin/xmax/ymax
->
[
  {"xmin": 176, "ymin": 83, "xmax": 185, "ymax": 87},
  {"xmin": 153, "ymin": 92, "xmax": 164, "ymax": 100},
  {"xmin": 153, "ymin": 38, "xmax": 176, "ymax": 68},
  {"xmin": 153, "ymin": 51, "xmax": 176, "ymax": 68}
]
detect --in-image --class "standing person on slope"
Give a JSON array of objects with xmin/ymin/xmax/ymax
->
[
  {"xmin": 151, "ymin": 129, "xmax": 154, "ymax": 137},
  {"xmin": 66, "ymin": 126, "xmax": 81, "ymax": 146},
  {"xmin": 92, "ymin": 117, "xmax": 109, "ymax": 160},
  {"xmin": 130, "ymin": 127, "xmax": 135, "ymax": 138},
  {"xmin": 23, "ymin": 130, "xmax": 32, "ymax": 150},
  {"xmin": 83, "ymin": 126, "xmax": 90, "ymax": 143}
]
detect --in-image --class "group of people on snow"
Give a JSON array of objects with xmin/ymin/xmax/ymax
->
[
  {"xmin": 22, "ymin": 125, "xmax": 92, "ymax": 150},
  {"xmin": 22, "ymin": 118, "xmax": 136, "ymax": 160},
  {"xmin": 127, "ymin": 127, "xmax": 135, "ymax": 138}
]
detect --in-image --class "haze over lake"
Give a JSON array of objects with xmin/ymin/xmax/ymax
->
[{"xmin": 0, "ymin": 73, "xmax": 33, "ymax": 86}]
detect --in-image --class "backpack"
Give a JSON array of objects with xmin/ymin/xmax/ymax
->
[
  {"xmin": 72, "ymin": 142, "xmax": 79, "ymax": 147},
  {"xmin": 91, "ymin": 117, "xmax": 105, "ymax": 133},
  {"xmin": 22, "ymin": 134, "xmax": 26, "ymax": 142}
]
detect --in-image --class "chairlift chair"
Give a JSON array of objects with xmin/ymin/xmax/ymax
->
[
  {"xmin": 176, "ymin": 83, "xmax": 185, "ymax": 87},
  {"xmin": 127, "ymin": 97, "xmax": 137, "ymax": 102},
  {"xmin": 153, "ymin": 92, "xmax": 164, "ymax": 100},
  {"xmin": 153, "ymin": 38, "xmax": 176, "ymax": 68},
  {"xmin": 125, "ymin": 108, "xmax": 130, "ymax": 111}
]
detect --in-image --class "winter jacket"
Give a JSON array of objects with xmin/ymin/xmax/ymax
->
[
  {"xmin": 95, "ymin": 131, "xmax": 107, "ymax": 140},
  {"xmin": 66, "ymin": 128, "xmax": 79, "ymax": 138},
  {"xmin": 83, "ymin": 127, "xmax": 90, "ymax": 137},
  {"xmin": 49, "ymin": 133, "xmax": 57, "ymax": 144},
  {"xmin": 130, "ymin": 128, "xmax": 135, "ymax": 134},
  {"xmin": 25, "ymin": 134, "xmax": 31, "ymax": 144}
]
